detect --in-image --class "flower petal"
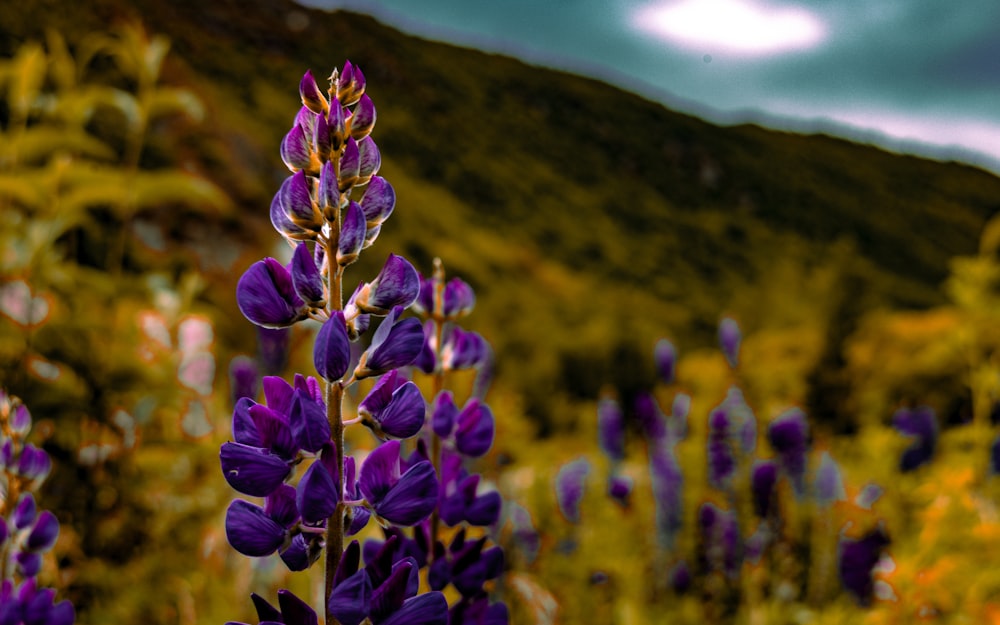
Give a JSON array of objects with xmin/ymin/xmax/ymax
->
[
  {"xmin": 225, "ymin": 499, "xmax": 286, "ymax": 557},
  {"xmin": 220, "ymin": 442, "xmax": 292, "ymax": 497},
  {"xmin": 376, "ymin": 460, "xmax": 438, "ymax": 526},
  {"xmin": 297, "ymin": 459, "xmax": 339, "ymax": 525},
  {"xmin": 314, "ymin": 312, "xmax": 351, "ymax": 382}
]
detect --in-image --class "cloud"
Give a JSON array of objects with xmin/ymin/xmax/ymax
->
[{"xmin": 631, "ymin": 0, "xmax": 827, "ymax": 56}]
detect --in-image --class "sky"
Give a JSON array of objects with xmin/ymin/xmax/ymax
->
[{"xmin": 295, "ymin": 0, "xmax": 1000, "ymax": 174}]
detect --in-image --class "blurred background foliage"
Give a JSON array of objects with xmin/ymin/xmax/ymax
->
[{"xmin": 1, "ymin": 1, "xmax": 1000, "ymax": 623}]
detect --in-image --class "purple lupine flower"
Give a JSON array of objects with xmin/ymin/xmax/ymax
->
[
  {"xmin": 282, "ymin": 170, "xmax": 321, "ymax": 229},
  {"xmin": 707, "ymin": 405, "xmax": 736, "ymax": 490},
  {"xmin": 855, "ymin": 482, "xmax": 883, "ymax": 510},
  {"xmin": 892, "ymin": 405, "xmax": 937, "ymax": 472},
  {"xmin": 299, "ymin": 69, "xmax": 327, "ymax": 114},
  {"xmin": 767, "ymin": 407, "xmax": 810, "ymax": 497},
  {"xmin": 257, "ymin": 326, "xmax": 291, "ymax": 375},
  {"xmin": 669, "ymin": 559, "xmax": 692, "ymax": 594},
  {"xmin": 670, "ymin": 393, "xmax": 691, "ymax": 440},
  {"xmin": 634, "ymin": 392, "xmax": 667, "ymax": 441},
  {"xmin": 555, "ymin": 457, "xmax": 591, "ymax": 523},
  {"xmin": 838, "ymin": 524, "xmax": 890, "ymax": 606},
  {"xmin": 431, "ymin": 391, "xmax": 458, "ymax": 438},
  {"xmin": 654, "ymin": 338, "xmax": 677, "ymax": 385},
  {"xmin": 231, "ymin": 589, "xmax": 320, "ymax": 625},
  {"xmin": 750, "ymin": 460, "xmax": 778, "ymax": 520},
  {"xmin": 507, "ymin": 502, "xmax": 540, "ymax": 565},
  {"xmin": 455, "ymin": 399, "xmax": 496, "ymax": 458},
  {"xmin": 13, "ymin": 494, "xmax": 36, "ymax": 530},
  {"xmin": 338, "ymin": 201, "xmax": 367, "ymax": 266},
  {"xmin": 220, "ymin": 441, "xmax": 294, "ymax": 497},
  {"xmin": 442, "ymin": 277, "xmax": 476, "ymax": 318},
  {"xmin": 718, "ymin": 316, "xmax": 742, "ymax": 368},
  {"xmin": 280, "ymin": 122, "xmax": 312, "ymax": 172},
  {"xmin": 650, "ymin": 446, "xmax": 683, "ymax": 548},
  {"xmin": 724, "ymin": 386, "xmax": 757, "ymax": 454},
  {"xmin": 337, "ymin": 61, "xmax": 367, "ymax": 106},
  {"xmin": 25, "ymin": 511, "xmax": 59, "ymax": 552},
  {"xmin": 339, "ymin": 137, "xmax": 361, "ymax": 191},
  {"xmin": 350, "ymin": 94, "xmax": 376, "ymax": 140},
  {"xmin": 357, "ymin": 136, "xmax": 382, "ymax": 186},
  {"xmin": 328, "ymin": 539, "xmax": 449, "ymax": 625},
  {"xmin": 412, "ymin": 273, "xmax": 436, "ymax": 317},
  {"xmin": 291, "ymin": 242, "xmax": 325, "ymax": 307},
  {"xmin": 439, "ymin": 454, "xmax": 502, "ymax": 527},
  {"xmin": 597, "ymin": 397, "xmax": 625, "ymax": 463},
  {"xmin": 440, "ymin": 327, "xmax": 488, "ymax": 371},
  {"xmin": 225, "ymin": 497, "xmax": 292, "ymax": 558},
  {"xmin": 359, "ymin": 440, "xmax": 438, "ymax": 526},
  {"xmin": 354, "ymin": 254, "xmax": 419, "ymax": 315},
  {"xmin": 815, "ymin": 451, "xmax": 847, "ymax": 506},
  {"xmin": 296, "ymin": 456, "xmax": 340, "ymax": 525},
  {"xmin": 428, "ymin": 529, "xmax": 504, "ymax": 598},
  {"xmin": 355, "ymin": 307, "xmax": 425, "ymax": 379},
  {"xmin": 607, "ymin": 473, "xmax": 633, "ymax": 508},
  {"xmin": 2, "ymin": 579, "xmax": 75, "ymax": 625},
  {"xmin": 449, "ymin": 594, "xmax": 509, "ymax": 625},
  {"xmin": 16, "ymin": 444, "xmax": 52, "ymax": 482},
  {"xmin": 360, "ymin": 176, "xmax": 395, "ymax": 228},
  {"xmin": 314, "ymin": 311, "xmax": 351, "ymax": 382},
  {"xmin": 359, "ymin": 371, "xmax": 426, "ymax": 440},
  {"xmin": 229, "ymin": 355, "xmax": 260, "ymax": 405},
  {"xmin": 10, "ymin": 402, "xmax": 31, "ymax": 436},
  {"xmin": 236, "ymin": 258, "xmax": 309, "ymax": 328},
  {"xmin": 699, "ymin": 502, "xmax": 742, "ymax": 578}
]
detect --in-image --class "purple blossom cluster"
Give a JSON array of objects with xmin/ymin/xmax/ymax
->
[
  {"xmin": 223, "ymin": 62, "xmax": 507, "ymax": 625},
  {"xmin": 560, "ymin": 317, "xmax": 894, "ymax": 613},
  {"xmin": 0, "ymin": 391, "xmax": 74, "ymax": 625}
]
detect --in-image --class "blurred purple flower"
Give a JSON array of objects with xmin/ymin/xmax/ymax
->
[
  {"xmin": 892, "ymin": 406, "xmax": 937, "ymax": 472},
  {"xmin": 654, "ymin": 338, "xmax": 677, "ymax": 384},
  {"xmin": 718, "ymin": 316, "xmax": 742, "ymax": 368},
  {"xmin": 767, "ymin": 407, "xmax": 810, "ymax": 497},
  {"xmin": 597, "ymin": 397, "xmax": 625, "ymax": 463},
  {"xmin": 229, "ymin": 355, "xmax": 260, "ymax": 405},
  {"xmin": 750, "ymin": 460, "xmax": 778, "ymax": 520},
  {"xmin": 838, "ymin": 524, "xmax": 890, "ymax": 607},
  {"xmin": 555, "ymin": 457, "xmax": 591, "ymax": 523},
  {"xmin": 815, "ymin": 451, "xmax": 847, "ymax": 506}
]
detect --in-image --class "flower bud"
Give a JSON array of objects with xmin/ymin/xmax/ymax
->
[
  {"xmin": 337, "ymin": 61, "xmax": 366, "ymax": 106},
  {"xmin": 555, "ymin": 457, "xmax": 590, "ymax": 524},
  {"xmin": 337, "ymin": 201, "xmax": 366, "ymax": 266},
  {"xmin": 299, "ymin": 69, "xmax": 328, "ymax": 114},
  {"xmin": 360, "ymin": 176, "xmax": 394, "ymax": 228},
  {"xmin": 26, "ymin": 510, "xmax": 59, "ymax": 552},
  {"xmin": 229, "ymin": 356, "xmax": 259, "ymax": 405},
  {"xmin": 455, "ymin": 399, "xmax": 495, "ymax": 457},
  {"xmin": 355, "ymin": 307, "xmax": 425, "ymax": 379},
  {"xmin": 314, "ymin": 311, "xmax": 351, "ymax": 382},
  {"xmin": 236, "ymin": 258, "xmax": 308, "ymax": 328},
  {"xmin": 328, "ymin": 99, "xmax": 347, "ymax": 153},
  {"xmin": 362, "ymin": 224, "xmax": 381, "ymax": 249},
  {"xmin": 357, "ymin": 136, "xmax": 381, "ymax": 184},
  {"xmin": 432, "ymin": 391, "xmax": 458, "ymax": 438},
  {"xmin": 282, "ymin": 171, "xmax": 320, "ymax": 230},
  {"xmin": 339, "ymin": 137, "xmax": 360, "ymax": 192},
  {"xmin": 270, "ymin": 192, "xmax": 311, "ymax": 241},
  {"xmin": 354, "ymin": 254, "xmax": 419, "ymax": 315},
  {"xmin": 719, "ymin": 317, "xmax": 741, "ymax": 368},
  {"xmin": 13, "ymin": 493, "xmax": 37, "ymax": 530},
  {"xmin": 280, "ymin": 123, "xmax": 312, "ymax": 173},
  {"xmin": 314, "ymin": 110, "xmax": 332, "ymax": 163},
  {"xmin": 597, "ymin": 398, "xmax": 624, "ymax": 462},
  {"xmin": 291, "ymin": 242, "xmax": 325, "ymax": 307},
  {"xmin": 350, "ymin": 94, "xmax": 376, "ymax": 140},
  {"xmin": 17, "ymin": 444, "xmax": 51, "ymax": 482},
  {"xmin": 654, "ymin": 338, "xmax": 677, "ymax": 385},
  {"xmin": 442, "ymin": 278, "xmax": 475, "ymax": 319}
]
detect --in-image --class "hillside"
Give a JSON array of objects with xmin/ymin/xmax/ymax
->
[{"xmin": 3, "ymin": 0, "xmax": 1000, "ymax": 434}]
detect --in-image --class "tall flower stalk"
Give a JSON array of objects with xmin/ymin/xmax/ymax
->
[{"xmin": 223, "ymin": 62, "xmax": 506, "ymax": 625}]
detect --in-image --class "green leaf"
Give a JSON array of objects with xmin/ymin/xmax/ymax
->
[{"xmin": 147, "ymin": 88, "xmax": 204, "ymax": 123}]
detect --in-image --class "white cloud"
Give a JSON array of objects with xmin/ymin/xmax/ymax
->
[{"xmin": 631, "ymin": 0, "xmax": 827, "ymax": 56}]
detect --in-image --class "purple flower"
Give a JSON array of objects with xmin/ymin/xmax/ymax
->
[
  {"xmin": 25, "ymin": 511, "xmax": 59, "ymax": 552},
  {"xmin": 442, "ymin": 278, "xmax": 476, "ymax": 318},
  {"xmin": 220, "ymin": 441, "xmax": 293, "ymax": 497},
  {"xmin": 718, "ymin": 316, "xmax": 742, "ymax": 368},
  {"xmin": 707, "ymin": 406, "xmax": 736, "ymax": 490},
  {"xmin": 355, "ymin": 307, "xmax": 425, "ymax": 379},
  {"xmin": 291, "ymin": 242, "xmax": 325, "ymax": 307},
  {"xmin": 439, "ymin": 456, "xmax": 502, "ymax": 527},
  {"xmin": 281, "ymin": 170, "xmax": 320, "ymax": 228},
  {"xmin": 440, "ymin": 327, "xmax": 488, "ymax": 371},
  {"xmin": 359, "ymin": 371, "xmax": 426, "ymax": 440},
  {"xmin": 750, "ymin": 460, "xmax": 777, "ymax": 519},
  {"xmin": 699, "ymin": 502, "xmax": 741, "ymax": 578},
  {"xmin": 892, "ymin": 406, "xmax": 937, "ymax": 472},
  {"xmin": 555, "ymin": 457, "xmax": 591, "ymax": 523},
  {"xmin": 359, "ymin": 440, "xmax": 438, "ymax": 526},
  {"xmin": 650, "ymin": 447, "xmax": 683, "ymax": 548},
  {"xmin": 815, "ymin": 451, "xmax": 846, "ymax": 506},
  {"xmin": 607, "ymin": 473, "xmax": 633, "ymax": 508},
  {"xmin": 597, "ymin": 397, "xmax": 625, "ymax": 462},
  {"xmin": 654, "ymin": 338, "xmax": 677, "ymax": 384},
  {"xmin": 360, "ymin": 176, "xmax": 395, "ymax": 228},
  {"xmin": 2, "ymin": 579, "xmax": 75, "ymax": 625},
  {"xmin": 838, "ymin": 524, "xmax": 890, "ymax": 606},
  {"xmin": 355, "ymin": 254, "xmax": 420, "ymax": 315},
  {"xmin": 507, "ymin": 503, "xmax": 539, "ymax": 565},
  {"xmin": 236, "ymin": 258, "xmax": 308, "ymax": 328},
  {"xmin": 669, "ymin": 560, "xmax": 692, "ymax": 594},
  {"xmin": 229, "ymin": 355, "xmax": 260, "ymax": 405},
  {"xmin": 296, "ymin": 456, "xmax": 340, "ymax": 525},
  {"xmin": 429, "ymin": 530, "xmax": 504, "ymax": 598},
  {"xmin": 634, "ymin": 392, "xmax": 666, "ymax": 442},
  {"xmin": 450, "ymin": 594, "xmax": 509, "ymax": 625},
  {"xmin": 340, "ymin": 137, "xmax": 361, "ymax": 191},
  {"xmin": 350, "ymin": 94, "xmax": 377, "ymax": 140},
  {"xmin": 455, "ymin": 399, "xmax": 495, "ymax": 458},
  {"xmin": 257, "ymin": 327, "xmax": 291, "ymax": 375},
  {"xmin": 299, "ymin": 69, "xmax": 327, "ymax": 114},
  {"xmin": 431, "ymin": 391, "xmax": 458, "ymax": 438},
  {"xmin": 314, "ymin": 311, "xmax": 351, "ymax": 382},
  {"xmin": 767, "ymin": 407, "xmax": 810, "ymax": 496},
  {"xmin": 225, "ymin": 497, "xmax": 291, "ymax": 558},
  {"xmin": 338, "ymin": 201, "xmax": 367, "ymax": 266},
  {"xmin": 280, "ymin": 122, "xmax": 312, "ymax": 172},
  {"xmin": 357, "ymin": 136, "xmax": 382, "ymax": 185}
]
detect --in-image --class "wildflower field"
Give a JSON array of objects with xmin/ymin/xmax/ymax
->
[{"xmin": 3, "ymin": 2, "xmax": 1000, "ymax": 624}]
